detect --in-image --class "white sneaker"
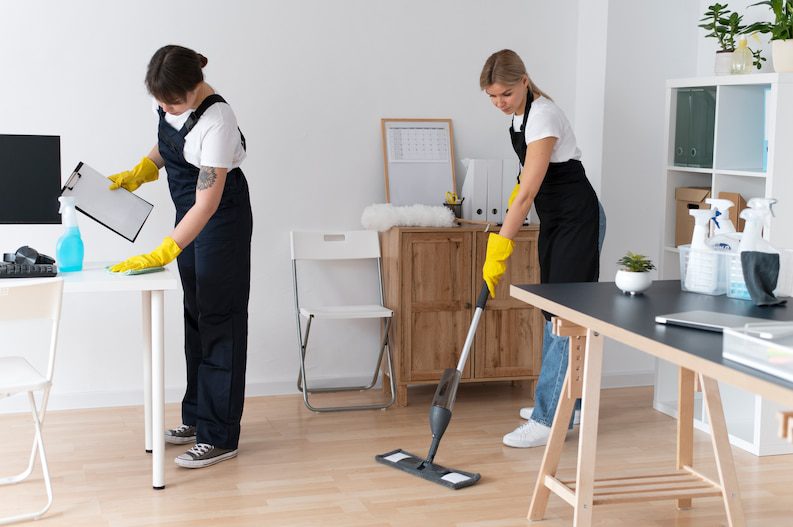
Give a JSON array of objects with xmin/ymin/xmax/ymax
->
[
  {"xmin": 502, "ymin": 420, "xmax": 552, "ymax": 448},
  {"xmin": 519, "ymin": 406, "xmax": 581, "ymax": 425}
]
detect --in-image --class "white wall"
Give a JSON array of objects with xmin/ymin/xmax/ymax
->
[
  {"xmin": 3, "ymin": 0, "xmax": 748, "ymax": 411},
  {"xmin": 597, "ymin": 1, "xmax": 701, "ymax": 384},
  {"xmin": 572, "ymin": 0, "xmax": 609, "ymax": 196},
  {"xmin": 0, "ymin": 0, "xmax": 580, "ymax": 411}
]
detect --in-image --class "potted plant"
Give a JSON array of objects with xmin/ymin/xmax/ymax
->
[
  {"xmin": 700, "ymin": 3, "xmax": 747, "ymax": 74},
  {"xmin": 615, "ymin": 251, "xmax": 656, "ymax": 295},
  {"xmin": 745, "ymin": 0, "xmax": 793, "ymax": 72}
]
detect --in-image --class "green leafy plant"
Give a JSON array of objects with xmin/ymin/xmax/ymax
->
[
  {"xmin": 700, "ymin": 3, "xmax": 747, "ymax": 51},
  {"xmin": 745, "ymin": 0, "xmax": 793, "ymax": 41},
  {"xmin": 617, "ymin": 252, "xmax": 656, "ymax": 273},
  {"xmin": 752, "ymin": 46, "xmax": 768, "ymax": 68}
]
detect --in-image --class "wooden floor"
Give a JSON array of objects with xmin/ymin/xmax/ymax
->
[{"xmin": 2, "ymin": 384, "xmax": 792, "ymax": 526}]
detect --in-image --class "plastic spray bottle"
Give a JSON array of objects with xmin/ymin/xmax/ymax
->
[
  {"xmin": 56, "ymin": 196, "xmax": 84, "ymax": 272},
  {"xmin": 746, "ymin": 197, "xmax": 777, "ymax": 239},
  {"xmin": 684, "ymin": 209, "xmax": 721, "ymax": 293},
  {"xmin": 734, "ymin": 198, "xmax": 784, "ymax": 304},
  {"xmin": 739, "ymin": 205, "xmax": 778, "ymax": 254},
  {"xmin": 706, "ymin": 198, "xmax": 741, "ymax": 251}
]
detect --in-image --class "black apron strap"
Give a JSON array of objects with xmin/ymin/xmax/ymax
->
[
  {"xmin": 181, "ymin": 94, "xmax": 227, "ymax": 136},
  {"xmin": 509, "ymin": 89, "xmax": 534, "ymax": 182},
  {"xmin": 178, "ymin": 94, "xmax": 247, "ymax": 152}
]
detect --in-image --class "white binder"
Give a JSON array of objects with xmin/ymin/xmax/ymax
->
[
  {"xmin": 486, "ymin": 159, "xmax": 503, "ymax": 224},
  {"xmin": 461, "ymin": 159, "xmax": 488, "ymax": 222},
  {"xmin": 61, "ymin": 162, "xmax": 154, "ymax": 242},
  {"xmin": 461, "ymin": 158, "xmax": 534, "ymax": 225}
]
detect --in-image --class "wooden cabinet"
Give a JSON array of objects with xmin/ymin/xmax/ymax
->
[{"xmin": 380, "ymin": 225, "xmax": 542, "ymax": 406}]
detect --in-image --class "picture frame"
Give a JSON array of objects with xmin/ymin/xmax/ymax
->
[{"xmin": 380, "ymin": 118, "xmax": 456, "ymax": 206}]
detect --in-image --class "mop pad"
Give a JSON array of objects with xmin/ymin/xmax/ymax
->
[{"xmin": 361, "ymin": 203, "xmax": 455, "ymax": 232}]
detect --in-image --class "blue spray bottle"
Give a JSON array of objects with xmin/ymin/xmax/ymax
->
[{"xmin": 56, "ymin": 196, "xmax": 84, "ymax": 272}]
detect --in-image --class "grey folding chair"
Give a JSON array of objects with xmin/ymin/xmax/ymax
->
[
  {"xmin": 0, "ymin": 278, "xmax": 63, "ymax": 525},
  {"xmin": 290, "ymin": 230, "xmax": 395, "ymax": 412}
]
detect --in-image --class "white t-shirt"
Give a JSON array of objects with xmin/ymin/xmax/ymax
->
[
  {"xmin": 156, "ymin": 99, "xmax": 247, "ymax": 170},
  {"xmin": 512, "ymin": 96, "xmax": 581, "ymax": 163}
]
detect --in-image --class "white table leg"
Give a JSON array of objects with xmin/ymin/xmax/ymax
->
[
  {"xmin": 151, "ymin": 290, "xmax": 165, "ymax": 490},
  {"xmin": 141, "ymin": 291, "xmax": 152, "ymax": 453}
]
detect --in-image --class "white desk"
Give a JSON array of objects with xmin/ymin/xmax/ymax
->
[{"xmin": 61, "ymin": 263, "xmax": 178, "ymax": 489}]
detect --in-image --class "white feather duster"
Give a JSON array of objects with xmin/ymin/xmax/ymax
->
[{"xmin": 361, "ymin": 203, "xmax": 456, "ymax": 231}]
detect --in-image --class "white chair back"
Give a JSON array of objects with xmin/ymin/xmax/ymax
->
[
  {"xmin": 290, "ymin": 231, "xmax": 381, "ymax": 261},
  {"xmin": 0, "ymin": 278, "xmax": 63, "ymax": 383}
]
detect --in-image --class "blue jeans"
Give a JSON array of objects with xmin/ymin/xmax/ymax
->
[{"xmin": 530, "ymin": 200, "xmax": 606, "ymax": 427}]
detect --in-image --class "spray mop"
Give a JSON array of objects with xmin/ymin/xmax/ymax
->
[{"xmin": 375, "ymin": 283, "xmax": 489, "ymax": 490}]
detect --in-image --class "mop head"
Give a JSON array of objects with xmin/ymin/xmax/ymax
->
[
  {"xmin": 375, "ymin": 449, "xmax": 481, "ymax": 490},
  {"xmin": 361, "ymin": 203, "xmax": 455, "ymax": 232}
]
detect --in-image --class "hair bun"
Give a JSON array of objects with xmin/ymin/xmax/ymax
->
[{"xmin": 197, "ymin": 53, "xmax": 208, "ymax": 68}]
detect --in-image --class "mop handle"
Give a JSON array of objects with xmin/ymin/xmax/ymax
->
[{"xmin": 455, "ymin": 283, "xmax": 490, "ymax": 373}]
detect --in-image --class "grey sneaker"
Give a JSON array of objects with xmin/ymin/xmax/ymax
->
[
  {"xmin": 175, "ymin": 443, "xmax": 238, "ymax": 468},
  {"xmin": 164, "ymin": 424, "xmax": 196, "ymax": 445}
]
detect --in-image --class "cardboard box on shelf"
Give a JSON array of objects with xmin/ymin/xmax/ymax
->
[
  {"xmin": 675, "ymin": 186, "xmax": 711, "ymax": 246},
  {"xmin": 718, "ymin": 191, "xmax": 747, "ymax": 232}
]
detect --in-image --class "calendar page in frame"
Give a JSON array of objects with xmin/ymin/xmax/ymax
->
[{"xmin": 381, "ymin": 118, "xmax": 456, "ymax": 206}]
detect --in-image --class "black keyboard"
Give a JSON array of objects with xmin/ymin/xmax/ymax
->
[{"xmin": 0, "ymin": 263, "xmax": 58, "ymax": 278}]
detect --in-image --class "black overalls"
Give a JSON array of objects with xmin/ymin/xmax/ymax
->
[
  {"xmin": 510, "ymin": 91, "xmax": 599, "ymax": 317},
  {"xmin": 157, "ymin": 94, "xmax": 253, "ymax": 449}
]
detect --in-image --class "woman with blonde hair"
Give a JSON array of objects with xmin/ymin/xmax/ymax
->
[{"xmin": 480, "ymin": 49, "xmax": 605, "ymax": 448}]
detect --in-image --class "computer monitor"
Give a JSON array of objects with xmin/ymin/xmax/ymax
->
[{"xmin": 0, "ymin": 134, "xmax": 61, "ymax": 224}]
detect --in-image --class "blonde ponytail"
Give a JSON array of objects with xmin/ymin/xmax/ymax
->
[{"xmin": 479, "ymin": 49, "xmax": 552, "ymax": 101}]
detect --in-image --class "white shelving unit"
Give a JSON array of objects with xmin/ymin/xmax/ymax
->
[{"xmin": 655, "ymin": 73, "xmax": 793, "ymax": 457}]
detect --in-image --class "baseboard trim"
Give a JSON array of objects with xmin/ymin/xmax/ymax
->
[{"xmin": 0, "ymin": 371, "xmax": 656, "ymax": 414}]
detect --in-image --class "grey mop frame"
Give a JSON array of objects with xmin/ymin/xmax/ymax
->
[{"xmin": 375, "ymin": 283, "xmax": 490, "ymax": 490}]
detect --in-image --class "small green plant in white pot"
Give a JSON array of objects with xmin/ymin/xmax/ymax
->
[
  {"xmin": 745, "ymin": 0, "xmax": 793, "ymax": 72},
  {"xmin": 615, "ymin": 252, "xmax": 656, "ymax": 295},
  {"xmin": 700, "ymin": 3, "xmax": 747, "ymax": 74}
]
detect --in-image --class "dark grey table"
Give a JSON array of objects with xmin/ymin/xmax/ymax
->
[
  {"xmin": 512, "ymin": 279, "xmax": 793, "ymax": 404},
  {"xmin": 510, "ymin": 279, "xmax": 793, "ymax": 527}
]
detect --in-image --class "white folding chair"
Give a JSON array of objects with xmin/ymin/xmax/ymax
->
[
  {"xmin": 0, "ymin": 278, "xmax": 63, "ymax": 525},
  {"xmin": 290, "ymin": 231, "xmax": 395, "ymax": 412}
]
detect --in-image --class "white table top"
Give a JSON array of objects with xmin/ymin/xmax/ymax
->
[{"xmin": 60, "ymin": 262, "xmax": 179, "ymax": 293}]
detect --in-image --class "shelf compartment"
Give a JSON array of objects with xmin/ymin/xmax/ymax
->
[
  {"xmin": 664, "ymin": 171, "xmax": 712, "ymax": 249},
  {"xmin": 714, "ymin": 84, "xmax": 769, "ymax": 172},
  {"xmin": 712, "ymin": 173, "xmax": 765, "ymax": 203},
  {"xmin": 672, "ymin": 87, "xmax": 716, "ymax": 168}
]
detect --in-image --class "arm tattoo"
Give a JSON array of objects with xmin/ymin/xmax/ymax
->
[{"xmin": 197, "ymin": 166, "xmax": 218, "ymax": 190}]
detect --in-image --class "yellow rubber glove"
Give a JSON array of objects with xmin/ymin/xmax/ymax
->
[
  {"xmin": 507, "ymin": 183, "xmax": 520, "ymax": 208},
  {"xmin": 482, "ymin": 233, "xmax": 515, "ymax": 298},
  {"xmin": 109, "ymin": 237, "xmax": 182, "ymax": 273},
  {"xmin": 108, "ymin": 157, "xmax": 159, "ymax": 192}
]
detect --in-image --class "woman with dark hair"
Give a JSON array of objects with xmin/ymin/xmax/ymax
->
[
  {"xmin": 480, "ymin": 49, "xmax": 605, "ymax": 448},
  {"xmin": 109, "ymin": 44, "xmax": 252, "ymax": 469}
]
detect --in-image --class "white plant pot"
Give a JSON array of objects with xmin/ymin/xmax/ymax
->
[
  {"xmin": 615, "ymin": 270, "xmax": 652, "ymax": 295},
  {"xmin": 772, "ymin": 39, "xmax": 793, "ymax": 73},
  {"xmin": 715, "ymin": 51, "xmax": 734, "ymax": 75}
]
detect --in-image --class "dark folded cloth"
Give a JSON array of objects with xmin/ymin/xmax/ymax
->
[{"xmin": 742, "ymin": 251, "xmax": 787, "ymax": 306}]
